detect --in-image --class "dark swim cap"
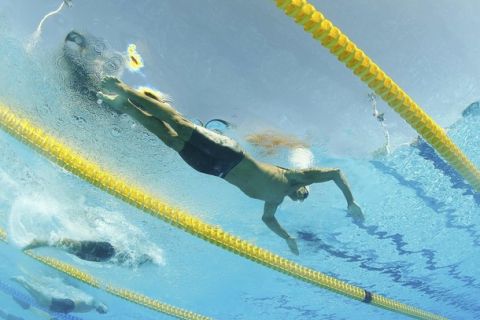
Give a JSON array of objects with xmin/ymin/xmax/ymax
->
[{"xmin": 76, "ymin": 241, "xmax": 116, "ymax": 262}]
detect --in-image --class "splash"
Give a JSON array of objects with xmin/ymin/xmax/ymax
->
[
  {"xmin": 369, "ymin": 92, "xmax": 391, "ymax": 155},
  {"xmin": 7, "ymin": 192, "xmax": 165, "ymax": 267},
  {"xmin": 8, "ymin": 194, "xmax": 71, "ymax": 247},
  {"xmin": 26, "ymin": 1, "xmax": 70, "ymax": 53},
  {"xmin": 0, "ymin": 168, "xmax": 18, "ymax": 203}
]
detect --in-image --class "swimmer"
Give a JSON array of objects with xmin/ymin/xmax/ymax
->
[
  {"xmin": 11, "ymin": 276, "xmax": 107, "ymax": 314},
  {"xmin": 23, "ymin": 239, "xmax": 115, "ymax": 262},
  {"xmin": 98, "ymin": 77, "xmax": 364, "ymax": 255},
  {"xmin": 23, "ymin": 238, "xmax": 153, "ymax": 266}
]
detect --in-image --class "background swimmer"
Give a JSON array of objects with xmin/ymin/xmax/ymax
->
[
  {"xmin": 23, "ymin": 238, "xmax": 153, "ymax": 266},
  {"xmin": 8, "ymin": 193, "xmax": 163, "ymax": 269},
  {"xmin": 11, "ymin": 275, "xmax": 107, "ymax": 314},
  {"xmin": 23, "ymin": 239, "xmax": 115, "ymax": 262}
]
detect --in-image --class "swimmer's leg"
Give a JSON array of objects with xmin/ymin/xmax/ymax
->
[
  {"xmin": 12, "ymin": 296, "xmax": 31, "ymax": 310},
  {"xmin": 100, "ymin": 77, "xmax": 195, "ymax": 141},
  {"xmin": 10, "ymin": 277, "xmax": 50, "ymax": 307}
]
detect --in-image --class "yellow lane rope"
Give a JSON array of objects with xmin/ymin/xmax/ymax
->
[
  {"xmin": 0, "ymin": 104, "xmax": 446, "ymax": 319},
  {"xmin": 0, "ymin": 228, "xmax": 211, "ymax": 320},
  {"xmin": 274, "ymin": 0, "xmax": 480, "ymax": 191}
]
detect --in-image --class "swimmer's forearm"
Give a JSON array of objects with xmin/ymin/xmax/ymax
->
[
  {"xmin": 121, "ymin": 100, "xmax": 171, "ymax": 138},
  {"xmin": 23, "ymin": 239, "xmax": 49, "ymax": 250},
  {"xmin": 125, "ymin": 88, "xmax": 177, "ymax": 120},
  {"xmin": 334, "ymin": 172, "xmax": 354, "ymax": 206},
  {"xmin": 262, "ymin": 202, "xmax": 291, "ymax": 240},
  {"xmin": 263, "ymin": 217, "xmax": 291, "ymax": 240}
]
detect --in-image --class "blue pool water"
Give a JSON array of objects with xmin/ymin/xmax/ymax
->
[{"xmin": 1, "ymin": 1, "xmax": 480, "ymax": 319}]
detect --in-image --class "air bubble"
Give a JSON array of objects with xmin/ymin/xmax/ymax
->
[
  {"xmin": 93, "ymin": 40, "xmax": 107, "ymax": 55},
  {"xmin": 72, "ymin": 115, "xmax": 87, "ymax": 128},
  {"xmin": 103, "ymin": 54, "xmax": 124, "ymax": 75},
  {"xmin": 111, "ymin": 126, "xmax": 121, "ymax": 137}
]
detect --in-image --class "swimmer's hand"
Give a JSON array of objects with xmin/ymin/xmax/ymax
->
[
  {"xmin": 347, "ymin": 201, "xmax": 364, "ymax": 222},
  {"xmin": 101, "ymin": 76, "xmax": 126, "ymax": 94},
  {"xmin": 98, "ymin": 77, "xmax": 130, "ymax": 112},
  {"xmin": 96, "ymin": 91, "xmax": 127, "ymax": 113},
  {"xmin": 286, "ymin": 237, "xmax": 299, "ymax": 256}
]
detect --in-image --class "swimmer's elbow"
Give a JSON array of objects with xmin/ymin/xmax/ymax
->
[
  {"xmin": 262, "ymin": 215, "xmax": 276, "ymax": 227},
  {"xmin": 331, "ymin": 168, "xmax": 342, "ymax": 182}
]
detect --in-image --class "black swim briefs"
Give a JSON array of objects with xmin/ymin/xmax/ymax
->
[
  {"xmin": 179, "ymin": 126, "xmax": 244, "ymax": 178},
  {"xmin": 50, "ymin": 298, "xmax": 75, "ymax": 314}
]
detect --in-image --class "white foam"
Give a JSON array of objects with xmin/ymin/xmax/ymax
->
[
  {"xmin": 7, "ymin": 191, "xmax": 165, "ymax": 267},
  {"xmin": 25, "ymin": 1, "xmax": 66, "ymax": 54}
]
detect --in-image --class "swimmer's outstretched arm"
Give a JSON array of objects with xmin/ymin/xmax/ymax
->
[
  {"xmin": 23, "ymin": 238, "xmax": 80, "ymax": 251},
  {"xmin": 22, "ymin": 239, "xmax": 49, "ymax": 251},
  {"xmin": 100, "ymin": 77, "xmax": 180, "ymax": 122},
  {"xmin": 287, "ymin": 168, "xmax": 364, "ymax": 220},
  {"xmin": 262, "ymin": 202, "xmax": 299, "ymax": 255},
  {"xmin": 97, "ymin": 89, "xmax": 176, "ymax": 142}
]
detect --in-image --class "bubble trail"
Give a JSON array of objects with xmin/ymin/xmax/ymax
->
[{"xmin": 26, "ymin": 1, "xmax": 70, "ymax": 53}]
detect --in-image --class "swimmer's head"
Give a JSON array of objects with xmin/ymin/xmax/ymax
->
[
  {"xmin": 288, "ymin": 186, "xmax": 309, "ymax": 202},
  {"xmin": 91, "ymin": 242, "xmax": 115, "ymax": 261},
  {"xmin": 95, "ymin": 302, "xmax": 108, "ymax": 314}
]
